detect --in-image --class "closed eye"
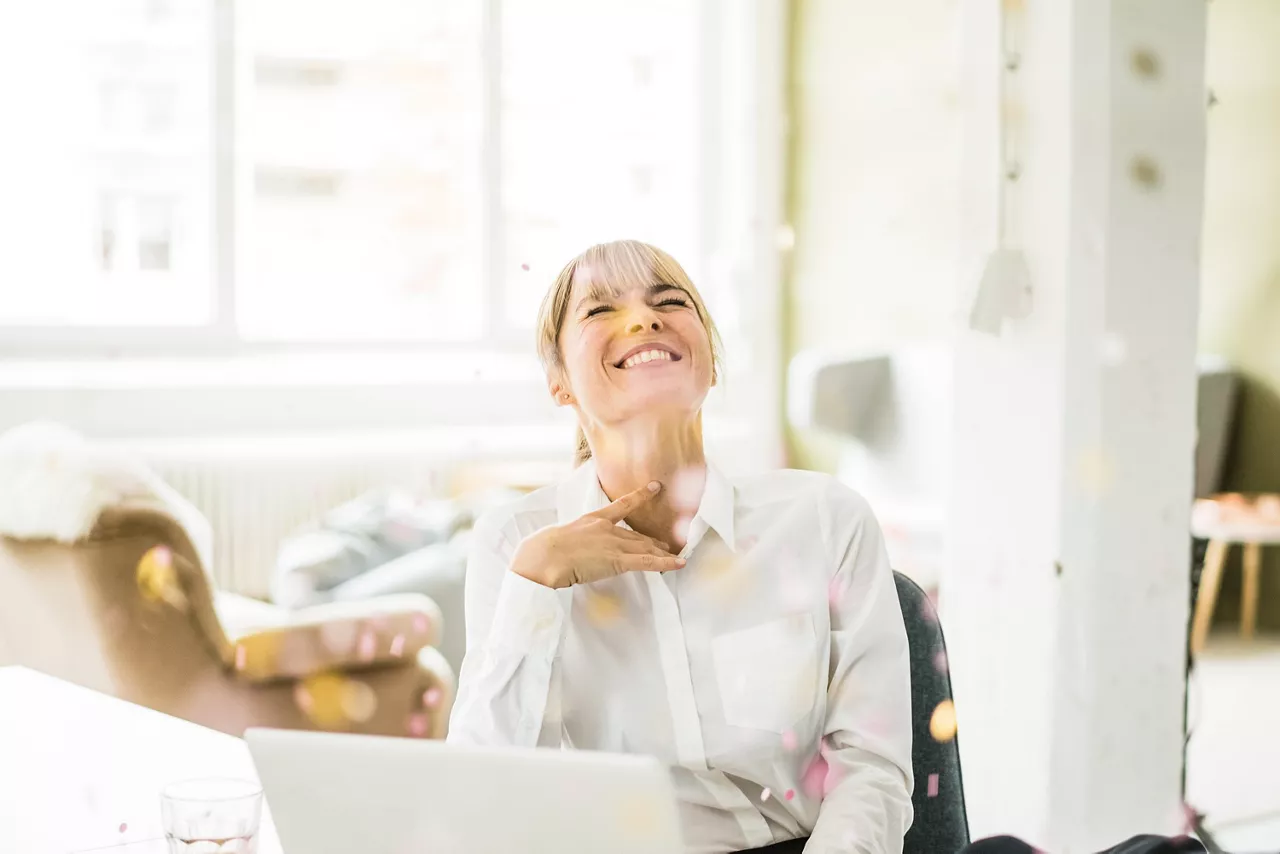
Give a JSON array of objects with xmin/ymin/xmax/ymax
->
[
  {"xmin": 656, "ymin": 298, "xmax": 689, "ymax": 309},
  {"xmin": 585, "ymin": 305, "xmax": 611, "ymax": 318}
]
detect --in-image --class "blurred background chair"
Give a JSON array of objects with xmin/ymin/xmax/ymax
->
[{"xmin": 0, "ymin": 498, "xmax": 454, "ymax": 739}]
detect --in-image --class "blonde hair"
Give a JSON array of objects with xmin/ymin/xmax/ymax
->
[{"xmin": 535, "ymin": 239, "xmax": 723, "ymax": 467}]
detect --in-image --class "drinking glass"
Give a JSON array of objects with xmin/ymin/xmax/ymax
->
[{"xmin": 160, "ymin": 778, "xmax": 262, "ymax": 854}]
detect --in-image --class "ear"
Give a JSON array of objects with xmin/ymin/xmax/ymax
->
[{"xmin": 549, "ymin": 378, "xmax": 573, "ymax": 407}]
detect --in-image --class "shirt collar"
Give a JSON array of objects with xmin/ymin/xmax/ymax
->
[{"xmin": 555, "ymin": 458, "xmax": 737, "ymax": 551}]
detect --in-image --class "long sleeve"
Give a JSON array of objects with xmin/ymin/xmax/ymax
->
[
  {"xmin": 805, "ymin": 483, "xmax": 914, "ymax": 854},
  {"xmin": 446, "ymin": 513, "xmax": 566, "ymax": 747}
]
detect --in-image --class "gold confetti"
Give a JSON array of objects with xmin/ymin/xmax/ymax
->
[
  {"xmin": 1075, "ymin": 448, "xmax": 1114, "ymax": 495},
  {"xmin": 585, "ymin": 589, "xmax": 623, "ymax": 625},
  {"xmin": 135, "ymin": 545, "xmax": 187, "ymax": 611},
  {"xmin": 616, "ymin": 794, "xmax": 661, "ymax": 837},
  {"xmin": 340, "ymin": 679, "xmax": 378, "ymax": 723},
  {"xmin": 296, "ymin": 672, "xmax": 352, "ymax": 729},
  {"xmin": 930, "ymin": 699, "xmax": 958, "ymax": 743}
]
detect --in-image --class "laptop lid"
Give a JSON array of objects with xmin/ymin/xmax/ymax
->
[{"xmin": 246, "ymin": 728, "xmax": 682, "ymax": 854}]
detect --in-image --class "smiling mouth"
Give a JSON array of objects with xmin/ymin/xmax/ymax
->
[{"xmin": 615, "ymin": 349, "xmax": 682, "ymax": 369}]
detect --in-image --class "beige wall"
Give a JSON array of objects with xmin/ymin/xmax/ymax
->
[
  {"xmin": 1200, "ymin": 0, "xmax": 1280, "ymax": 627},
  {"xmin": 783, "ymin": 0, "xmax": 962, "ymax": 470}
]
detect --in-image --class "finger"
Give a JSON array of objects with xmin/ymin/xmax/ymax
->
[
  {"xmin": 590, "ymin": 481, "xmax": 662, "ymax": 524},
  {"xmin": 618, "ymin": 538, "xmax": 677, "ymax": 558},
  {"xmin": 610, "ymin": 527, "xmax": 673, "ymax": 553},
  {"xmin": 615, "ymin": 553, "xmax": 686, "ymax": 574}
]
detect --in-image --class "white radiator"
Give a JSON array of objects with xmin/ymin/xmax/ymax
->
[{"xmin": 122, "ymin": 436, "xmax": 447, "ymax": 597}]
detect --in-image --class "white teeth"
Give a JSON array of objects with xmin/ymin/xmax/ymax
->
[{"xmin": 620, "ymin": 349, "xmax": 672, "ymax": 369}]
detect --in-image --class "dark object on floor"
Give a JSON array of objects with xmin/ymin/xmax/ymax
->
[{"xmin": 964, "ymin": 834, "xmax": 1206, "ymax": 853}]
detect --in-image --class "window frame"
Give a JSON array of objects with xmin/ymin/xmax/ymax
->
[{"xmin": 0, "ymin": 0, "xmax": 788, "ymax": 466}]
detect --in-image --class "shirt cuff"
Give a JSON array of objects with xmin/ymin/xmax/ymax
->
[{"xmin": 485, "ymin": 569, "xmax": 566, "ymax": 654}]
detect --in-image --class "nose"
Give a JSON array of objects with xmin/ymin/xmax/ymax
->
[{"xmin": 624, "ymin": 305, "xmax": 663, "ymax": 335}]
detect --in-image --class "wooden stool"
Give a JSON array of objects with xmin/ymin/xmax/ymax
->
[{"xmin": 1190, "ymin": 493, "xmax": 1280, "ymax": 654}]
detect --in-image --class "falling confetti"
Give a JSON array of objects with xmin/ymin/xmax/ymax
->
[
  {"xmin": 135, "ymin": 545, "xmax": 186, "ymax": 610},
  {"xmin": 118, "ymin": 822, "xmax": 128, "ymax": 833},
  {"xmin": 738, "ymin": 535, "xmax": 758, "ymax": 551},
  {"xmin": 827, "ymin": 575, "xmax": 849, "ymax": 607},
  {"xmin": 616, "ymin": 794, "xmax": 661, "ymax": 836},
  {"xmin": 295, "ymin": 673, "xmax": 351, "ymax": 729},
  {"xmin": 320, "ymin": 621, "xmax": 359, "ymax": 655},
  {"xmin": 933, "ymin": 650, "xmax": 949, "ymax": 674},
  {"xmin": 234, "ymin": 645, "xmax": 247, "ymax": 671},
  {"xmin": 801, "ymin": 754, "xmax": 828, "ymax": 799},
  {"xmin": 407, "ymin": 712, "xmax": 429, "ymax": 737},
  {"xmin": 781, "ymin": 730, "xmax": 797, "ymax": 751},
  {"xmin": 783, "ymin": 789, "xmax": 795, "ymax": 801},
  {"xmin": 357, "ymin": 628, "xmax": 378, "ymax": 662},
  {"xmin": 423, "ymin": 687, "xmax": 443, "ymax": 708},
  {"xmin": 413, "ymin": 613, "xmax": 430, "ymax": 636},
  {"xmin": 760, "ymin": 788, "xmax": 772, "ymax": 802},
  {"xmin": 930, "ymin": 700, "xmax": 958, "ymax": 743},
  {"xmin": 389, "ymin": 634, "xmax": 406, "ymax": 657},
  {"xmin": 1075, "ymin": 448, "xmax": 1114, "ymax": 495},
  {"xmin": 340, "ymin": 680, "xmax": 378, "ymax": 723},
  {"xmin": 585, "ymin": 589, "xmax": 623, "ymax": 625},
  {"xmin": 667, "ymin": 467, "xmax": 704, "ymax": 514},
  {"xmin": 520, "ymin": 263, "xmax": 530, "ymax": 272},
  {"xmin": 927, "ymin": 774, "xmax": 939, "ymax": 797}
]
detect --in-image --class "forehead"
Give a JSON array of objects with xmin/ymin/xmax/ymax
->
[{"xmin": 570, "ymin": 262, "xmax": 685, "ymax": 306}]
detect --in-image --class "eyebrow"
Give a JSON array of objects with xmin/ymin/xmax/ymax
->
[{"xmin": 576, "ymin": 282, "xmax": 687, "ymax": 313}]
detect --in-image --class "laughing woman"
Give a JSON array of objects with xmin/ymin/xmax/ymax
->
[{"xmin": 448, "ymin": 240, "xmax": 913, "ymax": 854}]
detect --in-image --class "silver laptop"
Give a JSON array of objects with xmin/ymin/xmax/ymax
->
[{"xmin": 245, "ymin": 728, "xmax": 683, "ymax": 854}]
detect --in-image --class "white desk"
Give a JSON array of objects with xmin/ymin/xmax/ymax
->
[{"xmin": 0, "ymin": 667, "xmax": 282, "ymax": 854}]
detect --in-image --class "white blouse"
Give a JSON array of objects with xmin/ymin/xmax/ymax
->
[{"xmin": 447, "ymin": 460, "xmax": 913, "ymax": 854}]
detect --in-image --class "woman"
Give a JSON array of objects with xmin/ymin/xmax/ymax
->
[{"xmin": 448, "ymin": 239, "xmax": 912, "ymax": 853}]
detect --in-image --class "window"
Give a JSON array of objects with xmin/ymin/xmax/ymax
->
[{"xmin": 1, "ymin": 0, "xmax": 772, "ymax": 354}]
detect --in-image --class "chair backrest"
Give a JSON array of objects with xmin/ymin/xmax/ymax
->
[
  {"xmin": 894, "ymin": 570, "xmax": 970, "ymax": 854},
  {"xmin": 0, "ymin": 505, "xmax": 232, "ymax": 710}
]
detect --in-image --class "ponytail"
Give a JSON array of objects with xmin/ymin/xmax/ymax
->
[{"xmin": 573, "ymin": 426, "xmax": 592, "ymax": 467}]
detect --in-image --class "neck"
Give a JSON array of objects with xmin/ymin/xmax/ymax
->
[{"xmin": 589, "ymin": 415, "xmax": 707, "ymax": 550}]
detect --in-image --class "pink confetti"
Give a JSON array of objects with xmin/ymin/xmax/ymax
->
[
  {"xmin": 739, "ymin": 535, "xmax": 758, "ymax": 551},
  {"xmin": 827, "ymin": 576, "xmax": 849, "ymax": 607},
  {"xmin": 933, "ymin": 650, "xmax": 948, "ymax": 673},
  {"xmin": 407, "ymin": 712, "xmax": 429, "ymax": 737},
  {"xmin": 927, "ymin": 773, "xmax": 939, "ymax": 797},
  {"xmin": 413, "ymin": 614, "xmax": 430, "ymax": 635},
  {"xmin": 520, "ymin": 263, "xmax": 530, "ymax": 271},
  {"xmin": 423, "ymin": 687, "xmax": 442, "ymax": 708},
  {"xmin": 293, "ymin": 683, "xmax": 314, "ymax": 712},
  {"xmin": 389, "ymin": 634, "xmax": 406, "ymax": 657},
  {"xmin": 234, "ymin": 645, "xmax": 247, "ymax": 671},
  {"xmin": 357, "ymin": 629, "xmax": 377, "ymax": 661},
  {"xmin": 783, "ymin": 789, "xmax": 795, "ymax": 801},
  {"xmin": 801, "ymin": 754, "xmax": 828, "ymax": 798},
  {"xmin": 668, "ymin": 467, "xmax": 704, "ymax": 513},
  {"xmin": 118, "ymin": 822, "xmax": 128, "ymax": 833},
  {"xmin": 781, "ymin": 730, "xmax": 797, "ymax": 751},
  {"xmin": 760, "ymin": 787, "xmax": 771, "ymax": 802}
]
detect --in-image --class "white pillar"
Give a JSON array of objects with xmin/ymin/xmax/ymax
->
[{"xmin": 945, "ymin": 1, "xmax": 1207, "ymax": 850}]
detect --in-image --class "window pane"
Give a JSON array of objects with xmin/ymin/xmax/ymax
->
[
  {"xmin": 500, "ymin": 0, "xmax": 703, "ymax": 329},
  {"xmin": 0, "ymin": 0, "xmax": 214, "ymax": 326},
  {"xmin": 235, "ymin": 0, "xmax": 485, "ymax": 341}
]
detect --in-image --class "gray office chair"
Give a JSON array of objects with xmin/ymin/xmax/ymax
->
[
  {"xmin": 896, "ymin": 570, "xmax": 970, "ymax": 854},
  {"xmin": 753, "ymin": 571, "xmax": 969, "ymax": 854}
]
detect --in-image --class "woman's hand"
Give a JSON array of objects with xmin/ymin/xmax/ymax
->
[{"xmin": 511, "ymin": 481, "xmax": 685, "ymax": 588}]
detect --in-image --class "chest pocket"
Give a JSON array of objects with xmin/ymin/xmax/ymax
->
[{"xmin": 711, "ymin": 612, "xmax": 820, "ymax": 732}]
